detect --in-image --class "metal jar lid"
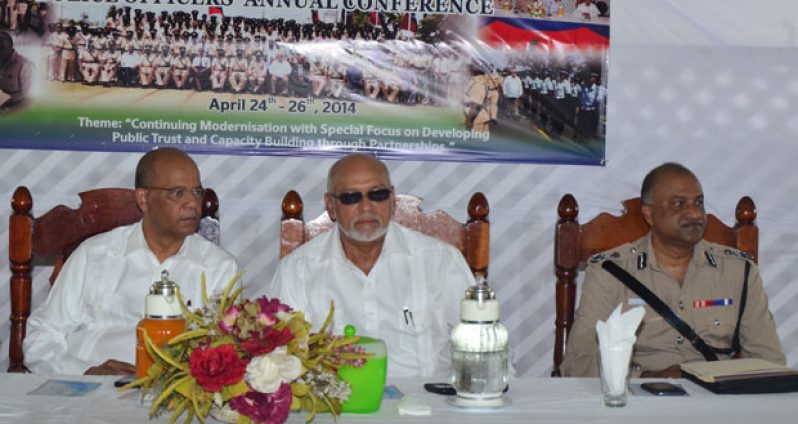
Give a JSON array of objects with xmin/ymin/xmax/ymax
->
[
  {"xmin": 464, "ymin": 274, "xmax": 495, "ymax": 302},
  {"xmin": 145, "ymin": 270, "xmax": 182, "ymax": 318}
]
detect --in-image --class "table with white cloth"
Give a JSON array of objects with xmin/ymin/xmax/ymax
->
[{"xmin": 0, "ymin": 374, "xmax": 795, "ymax": 424}]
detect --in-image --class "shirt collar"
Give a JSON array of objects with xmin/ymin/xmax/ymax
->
[
  {"xmin": 124, "ymin": 220, "xmax": 191, "ymax": 258},
  {"xmin": 643, "ymin": 231, "xmax": 713, "ymax": 270},
  {"xmin": 327, "ymin": 221, "xmax": 411, "ymax": 264}
]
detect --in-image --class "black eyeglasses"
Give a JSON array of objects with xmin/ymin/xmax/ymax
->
[
  {"xmin": 146, "ymin": 186, "xmax": 205, "ymax": 201},
  {"xmin": 329, "ymin": 188, "xmax": 392, "ymax": 205}
]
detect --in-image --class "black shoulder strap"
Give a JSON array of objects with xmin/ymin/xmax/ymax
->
[
  {"xmin": 730, "ymin": 260, "xmax": 751, "ymax": 355},
  {"xmin": 601, "ymin": 260, "xmax": 719, "ymax": 361}
]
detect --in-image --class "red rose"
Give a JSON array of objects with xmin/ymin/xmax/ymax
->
[
  {"xmin": 189, "ymin": 344, "xmax": 248, "ymax": 392},
  {"xmin": 240, "ymin": 327, "xmax": 293, "ymax": 357}
]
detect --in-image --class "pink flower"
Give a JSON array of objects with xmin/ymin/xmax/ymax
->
[
  {"xmin": 229, "ymin": 382, "xmax": 292, "ymax": 424},
  {"xmin": 220, "ymin": 305, "xmax": 241, "ymax": 334},
  {"xmin": 255, "ymin": 297, "xmax": 291, "ymax": 327},
  {"xmin": 189, "ymin": 344, "xmax": 248, "ymax": 392},
  {"xmin": 240, "ymin": 327, "xmax": 293, "ymax": 357}
]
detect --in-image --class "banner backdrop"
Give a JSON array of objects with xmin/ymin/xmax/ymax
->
[{"xmin": 0, "ymin": 0, "xmax": 609, "ymax": 164}]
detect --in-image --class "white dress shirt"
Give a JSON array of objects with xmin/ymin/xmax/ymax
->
[
  {"xmin": 502, "ymin": 75, "xmax": 523, "ymax": 99},
  {"xmin": 266, "ymin": 222, "xmax": 475, "ymax": 379},
  {"xmin": 119, "ymin": 51, "xmax": 141, "ymax": 68},
  {"xmin": 573, "ymin": 3, "xmax": 601, "ymax": 18},
  {"xmin": 268, "ymin": 59, "xmax": 292, "ymax": 78},
  {"xmin": 24, "ymin": 221, "xmax": 240, "ymax": 375}
]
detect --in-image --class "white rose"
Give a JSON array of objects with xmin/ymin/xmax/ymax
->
[{"xmin": 245, "ymin": 346, "xmax": 302, "ymax": 394}]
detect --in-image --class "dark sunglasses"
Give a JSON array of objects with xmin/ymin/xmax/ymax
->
[{"xmin": 329, "ymin": 188, "xmax": 392, "ymax": 205}]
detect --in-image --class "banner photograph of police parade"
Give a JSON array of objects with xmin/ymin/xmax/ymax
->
[{"xmin": 0, "ymin": 0, "xmax": 608, "ymax": 165}]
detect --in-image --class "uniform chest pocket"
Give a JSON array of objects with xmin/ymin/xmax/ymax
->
[
  {"xmin": 696, "ymin": 306, "xmax": 738, "ymax": 348},
  {"xmin": 637, "ymin": 306, "xmax": 672, "ymax": 353}
]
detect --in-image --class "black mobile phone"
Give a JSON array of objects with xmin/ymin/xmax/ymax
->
[
  {"xmin": 114, "ymin": 375, "xmax": 136, "ymax": 388},
  {"xmin": 640, "ymin": 382, "xmax": 687, "ymax": 396},
  {"xmin": 423, "ymin": 383, "xmax": 457, "ymax": 396}
]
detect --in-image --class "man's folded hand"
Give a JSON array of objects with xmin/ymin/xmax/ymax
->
[
  {"xmin": 84, "ymin": 359, "xmax": 136, "ymax": 376},
  {"xmin": 640, "ymin": 364, "xmax": 682, "ymax": 379}
]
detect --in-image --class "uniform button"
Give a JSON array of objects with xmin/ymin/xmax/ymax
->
[
  {"xmin": 676, "ymin": 335, "xmax": 684, "ymax": 345},
  {"xmin": 678, "ymin": 301, "xmax": 684, "ymax": 310}
]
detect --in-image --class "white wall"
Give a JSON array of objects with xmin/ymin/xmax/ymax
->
[{"xmin": 2, "ymin": 0, "xmax": 797, "ymax": 375}]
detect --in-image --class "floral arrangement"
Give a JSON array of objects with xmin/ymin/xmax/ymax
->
[
  {"xmin": 122, "ymin": 274, "xmax": 368, "ymax": 424},
  {"xmin": 528, "ymin": 0, "xmax": 547, "ymax": 18}
]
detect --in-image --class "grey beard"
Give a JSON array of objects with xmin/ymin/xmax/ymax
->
[{"xmin": 338, "ymin": 221, "xmax": 388, "ymax": 242}]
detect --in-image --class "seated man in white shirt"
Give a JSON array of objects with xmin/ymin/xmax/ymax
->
[
  {"xmin": 24, "ymin": 147, "xmax": 240, "ymax": 375},
  {"xmin": 268, "ymin": 52, "xmax": 291, "ymax": 95},
  {"xmin": 266, "ymin": 154, "xmax": 475, "ymax": 378},
  {"xmin": 573, "ymin": 0, "xmax": 601, "ymax": 19}
]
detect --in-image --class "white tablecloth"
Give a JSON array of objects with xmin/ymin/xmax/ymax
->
[{"xmin": 0, "ymin": 374, "xmax": 795, "ymax": 424}]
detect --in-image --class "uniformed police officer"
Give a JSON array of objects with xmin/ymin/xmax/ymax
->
[
  {"xmin": 562, "ymin": 163, "xmax": 785, "ymax": 378},
  {"xmin": 463, "ymin": 62, "xmax": 492, "ymax": 133}
]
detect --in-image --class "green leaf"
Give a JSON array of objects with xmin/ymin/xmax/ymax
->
[
  {"xmin": 191, "ymin": 383, "xmax": 207, "ymax": 424},
  {"xmin": 221, "ymin": 379, "xmax": 250, "ymax": 401},
  {"xmin": 176, "ymin": 286, "xmax": 203, "ymax": 326},
  {"xmin": 144, "ymin": 330, "xmax": 188, "ymax": 372},
  {"xmin": 168, "ymin": 329, "xmax": 209, "ymax": 345},
  {"xmin": 150, "ymin": 375, "xmax": 191, "ymax": 416},
  {"xmin": 219, "ymin": 272, "xmax": 244, "ymax": 315},
  {"xmin": 168, "ymin": 398, "xmax": 190, "ymax": 424},
  {"xmin": 200, "ymin": 273, "xmax": 209, "ymax": 307},
  {"xmin": 174, "ymin": 376, "xmax": 196, "ymax": 398},
  {"xmin": 319, "ymin": 301, "xmax": 335, "ymax": 334},
  {"xmin": 182, "ymin": 407, "xmax": 195, "ymax": 424}
]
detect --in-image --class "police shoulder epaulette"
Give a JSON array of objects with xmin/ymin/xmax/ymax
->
[
  {"xmin": 722, "ymin": 248, "xmax": 755, "ymax": 262},
  {"xmin": 704, "ymin": 250, "xmax": 717, "ymax": 267},
  {"xmin": 636, "ymin": 251, "xmax": 647, "ymax": 270},
  {"xmin": 589, "ymin": 251, "xmax": 620, "ymax": 264}
]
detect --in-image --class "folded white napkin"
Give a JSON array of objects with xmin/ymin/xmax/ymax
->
[
  {"xmin": 397, "ymin": 394, "xmax": 432, "ymax": 416},
  {"xmin": 596, "ymin": 304, "xmax": 645, "ymax": 395}
]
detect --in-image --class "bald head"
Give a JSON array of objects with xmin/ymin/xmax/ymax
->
[
  {"xmin": 327, "ymin": 153, "xmax": 391, "ymax": 194},
  {"xmin": 135, "ymin": 147, "xmax": 198, "ymax": 188},
  {"xmin": 641, "ymin": 162, "xmax": 699, "ymax": 205}
]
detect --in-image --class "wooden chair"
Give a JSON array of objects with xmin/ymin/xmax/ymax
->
[
  {"xmin": 7, "ymin": 186, "xmax": 220, "ymax": 373},
  {"xmin": 552, "ymin": 194, "xmax": 758, "ymax": 376},
  {"xmin": 279, "ymin": 190, "xmax": 490, "ymax": 278}
]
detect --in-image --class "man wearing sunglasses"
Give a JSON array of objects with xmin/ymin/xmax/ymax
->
[
  {"xmin": 267, "ymin": 153, "xmax": 476, "ymax": 378},
  {"xmin": 25, "ymin": 147, "xmax": 240, "ymax": 375}
]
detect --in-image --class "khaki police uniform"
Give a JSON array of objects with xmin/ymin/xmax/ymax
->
[
  {"xmin": 562, "ymin": 232, "xmax": 785, "ymax": 377},
  {"xmin": 153, "ymin": 53, "xmax": 172, "ymax": 87},
  {"xmin": 463, "ymin": 74, "xmax": 491, "ymax": 133},
  {"xmin": 485, "ymin": 71, "xmax": 503, "ymax": 120}
]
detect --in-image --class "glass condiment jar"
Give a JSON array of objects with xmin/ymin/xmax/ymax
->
[
  {"xmin": 451, "ymin": 274, "xmax": 509, "ymax": 406},
  {"xmin": 135, "ymin": 270, "xmax": 186, "ymax": 378}
]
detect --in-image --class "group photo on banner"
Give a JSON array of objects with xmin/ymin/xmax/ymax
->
[{"xmin": 0, "ymin": 0, "xmax": 610, "ymax": 165}]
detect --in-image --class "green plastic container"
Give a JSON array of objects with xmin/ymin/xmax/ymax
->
[{"xmin": 338, "ymin": 335, "xmax": 387, "ymax": 413}]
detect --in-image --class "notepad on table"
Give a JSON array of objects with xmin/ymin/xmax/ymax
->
[{"xmin": 681, "ymin": 358, "xmax": 797, "ymax": 383}]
